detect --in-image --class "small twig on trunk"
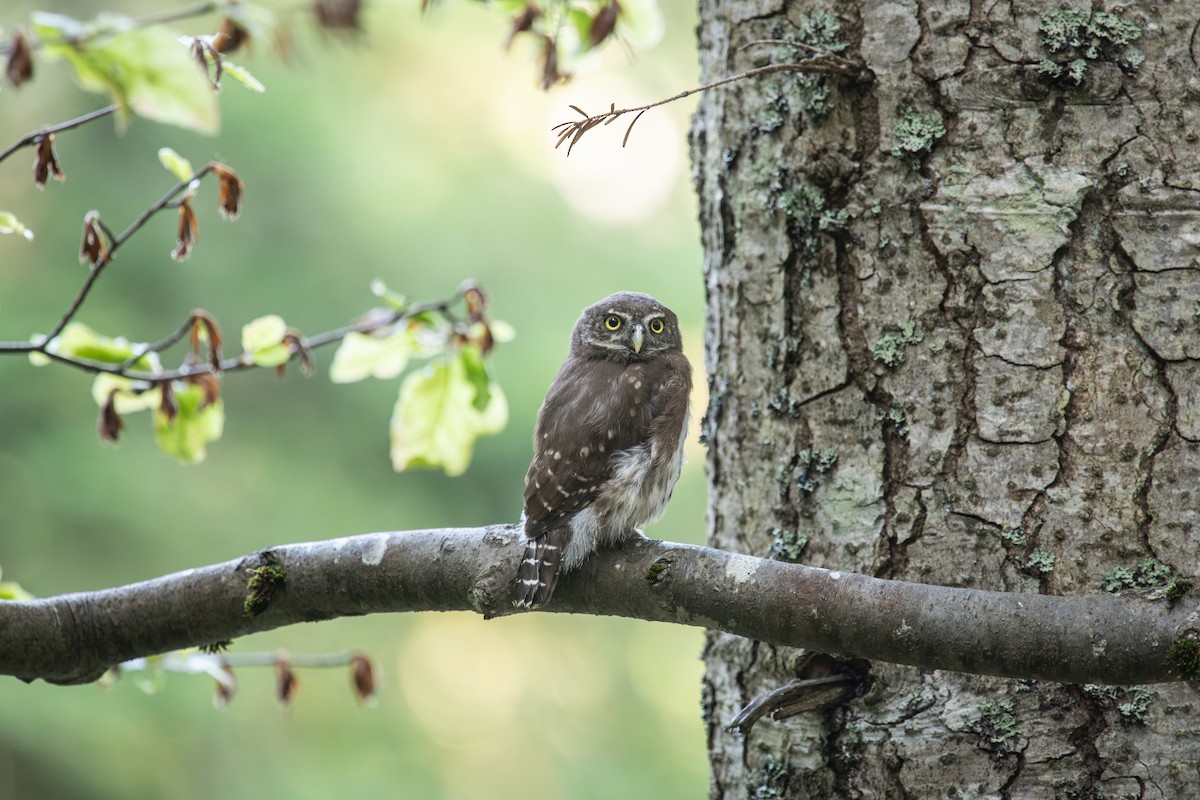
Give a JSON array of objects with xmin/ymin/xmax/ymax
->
[{"xmin": 551, "ymin": 50, "xmax": 869, "ymax": 155}]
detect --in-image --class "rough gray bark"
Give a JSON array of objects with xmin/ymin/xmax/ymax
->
[
  {"xmin": 5, "ymin": 527, "xmax": 1190, "ymax": 687},
  {"xmin": 693, "ymin": 0, "xmax": 1200, "ymax": 797}
]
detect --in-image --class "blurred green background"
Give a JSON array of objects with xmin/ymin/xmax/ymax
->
[{"xmin": 0, "ymin": 1, "xmax": 708, "ymax": 797}]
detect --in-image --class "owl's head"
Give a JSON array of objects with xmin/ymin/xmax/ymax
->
[{"xmin": 571, "ymin": 291, "xmax": 682, "ymax": 362}]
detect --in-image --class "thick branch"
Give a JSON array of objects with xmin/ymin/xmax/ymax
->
[{"xmin": 1, "ymin": 527, "xmax": 1192, "ymax": 687}]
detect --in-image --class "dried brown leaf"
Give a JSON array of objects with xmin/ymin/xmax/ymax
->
[
  {"xmin": 350, "ymin": 654, "xmax": 376, "ymax": 705},
  {"xmin": 538, "ymin": 35, "xmax": 568, "ymax": 91},
  {"xmin": 159, "ymin": 380, "xmax": 178, "ymax": 424},
  {"xmin": 461, "ymin": 280, "xmax": 486, "ymax": 322},
  {"xmin": 33, "ymin": 134, "xmax": 65, "ymax": 189},
  {"xmin": 172, "ymin": 200, "xmax": 199, "ymax": 262},
  {"xmin": 98, "ymin": 389, "xmax": 124, "ymax": 444},
  {"xmin": 589, "ymin": 1, "xmax": 620, "ymax": 48},
  {"xmin": 80, "ymin": 211, "xmax": 108, "ymax": 268},
  {"xmin": 5, "ymin": 30, "xmax": 33, "ymax": 88},
  {"xmin": 188, "ymin": 371, "xmax": 222, "ymax": 407},
  {"xmin": 190, "ymin": 310, "xmax": 224, "ymax": 369},
  {"xmin": 213, "ymin": 662, "xmax": 237, "ymax": 709},
  {"xmin": 504, "ymin": 3, "xmax": 541, "ymax": 51},
  {"xmin": 210, "ymin": 163, "xmax": 244, "ymax": 221},
  {"xmin": 314, "ymin": 0, "xmax": 363, "ymax": 32},
  {"xmin": 213, "ymin": 17, "xmax": 251, "ymax": 55},
  {"xmin": 276, "ymin": 655, "xmax": 298, "ymax": 709}
]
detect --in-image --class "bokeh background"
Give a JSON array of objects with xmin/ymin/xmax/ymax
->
[{"xmin": 0, "ymin": 1, "xmax": 708, "ymax": 797}]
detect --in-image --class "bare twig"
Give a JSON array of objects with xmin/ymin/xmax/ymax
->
[{"xmin": 551, "ymin": 51, "xmax": 869, "ymax": 155}]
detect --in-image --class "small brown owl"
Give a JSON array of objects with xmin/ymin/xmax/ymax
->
[{"xmin": 514, "ymin": 292, "xmax": 692, "ymax": 607}]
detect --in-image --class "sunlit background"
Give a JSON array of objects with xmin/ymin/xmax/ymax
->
[{"xmin": 0, "ymin": 1, "xmax": 707, "ymax": 797}]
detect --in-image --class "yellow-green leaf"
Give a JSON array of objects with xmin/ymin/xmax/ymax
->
[
  {"xmin": 50, "ymin": 322, "xmax": 136, "ymax": 364},
  {"xmin": 330, "ymin": 330, "xmax": 415, "ymax": 384},
  {"xmin": 157, "ymin": 147, "xmax": 194, "ymax": 182},
  {"xmin": 0, "ymin": 211, "xmax": 34, "ymax": 241},
  {"xmin": 35, "ymin": 14, "xmax": 219, "ymax": 134},
  {"xmin": 222, "ymin": 62, "xmax": 265, "ymax": 93},
  {"xmin": 241, "ymin": 314, "xmax": 290, "ymax": 367},
  {"xmin": 92, "ymin": 373, "xmax": 160, "ymax": 414},
  {"xmin": 154, "ymin": 384, "xmax": 224, "ymax": 464},
  {"xmin": 389, "ymin": 356, "xmax": 507, "ymax": 476}
]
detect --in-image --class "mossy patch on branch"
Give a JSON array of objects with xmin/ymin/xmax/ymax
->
[{"xmin": 244, "ymin": 562, "xmax": 287, "ymax": 617}]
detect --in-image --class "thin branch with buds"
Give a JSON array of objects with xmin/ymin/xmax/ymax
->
[
  {"xmin": 0, "ymin": 105, "xmax": 118, "ymax": 165},
  {"xmin": 0, "ymin": 1, "xmax": 224, "ymax": 59}
]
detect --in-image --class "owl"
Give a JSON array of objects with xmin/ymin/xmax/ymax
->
[{"xmin": 514, "ymin": 292, "xmax": 692, "ymax": 607}]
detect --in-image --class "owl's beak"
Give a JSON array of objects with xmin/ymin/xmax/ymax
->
[{"xmin": 631, "ymin": 325, "xmax": 644, "ymax": 354}]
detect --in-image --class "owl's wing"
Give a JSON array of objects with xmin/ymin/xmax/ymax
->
[
  {"xmin": 644, "ymin": 352, "xmax": 693, "ymax": 472},
  {"xmin": 523, "ymin": 358, "xmax": 658, "ymax": 538}
]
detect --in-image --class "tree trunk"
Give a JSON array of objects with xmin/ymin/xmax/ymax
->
[{"xmin": 692, "ymin": 1, "xmax": 1200, "ymax": 797}]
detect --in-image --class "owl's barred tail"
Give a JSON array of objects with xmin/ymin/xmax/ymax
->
[{"xmin": 513, "ymin": 529, "xmax": 566, "ymax": 607}]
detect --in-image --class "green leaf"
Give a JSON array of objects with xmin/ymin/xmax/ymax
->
[
  {"xmin": 154, "ymin": 384, "xmax": 224, "ymax": 464},
  {"xmin": 34, "ymin": 13, "xmax": 219, "ymax": 134},
  {"xmin": 157, "ymin": 147, "xmax": 194, "ymax": 182},
  {"xmin": 329, "ymin": 330, "xmax": 415, "ymax": 384},
  {"xmin": 221, "ymin": 62, "xmax": 265, "ymax": 93},
  {"xmin": 49, "ymin": 322, "xmax": 137, "ymax": 364},
  {"xmin": 0, "ymin": 211, "xmax": 34, "ymax": 241},
  {"xmin": 92, "ymin": 373, "xmax": 160, "ymax": 414},
  {"xmin": 458, "ymin": 344, "xmax": 491, "ymax": 411},
  {"xmin": 241, "ymin": 314, "xmax": 290, "ymax": 367},
  {"xmin": 389, "ymin": 354, "xmax": 507, "ymax": 476}
]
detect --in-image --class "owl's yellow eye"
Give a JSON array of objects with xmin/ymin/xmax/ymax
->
[
  {"xmin": 649, "ymin": 318, "xmax": 665, "ymax": 334},
  {"xmin": 604, "ymin": 315, "xmax": 622, "ymax": 331}
]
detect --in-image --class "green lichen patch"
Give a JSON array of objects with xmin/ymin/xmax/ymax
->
[
  {"xmin": 1102, "ymin": 558, "xmax": 1175, "ymax": 593},
  {"xmin": 1082, "ymin": 684, "xmax": 1155, "ymax": 725},
  {"xmin": 872, "ymin": 321, "xmax": 924, "ymax": 367},
  {"xmin": 1037, "ymin": 8, "xmax": 1143, "ymax": 84},
  {"xmin": 1026, "ymin": 549, "xmax": 1056, "ymax": 574},
  {"xmin": 769, "ymin": 527, "xmax": 809, "ymax": 562},
  {"xmin": 882, "ymin": 402, "xmax": 909, "ymax": 437},
  {"xmin": 795, "ymin": 448, "xmax": 839, "ymax": 493},
  {"xmin": 1000, "ymin": 528, "xmax": 1028, "ymax": 547},
  {"xmin": 752, "ymin": 758, "xmax": 791, "ymax": 799},
  {"xmin": 646, "ymin": 558, "xmax": 671, "ymax": 586},
  {"xmin": 973, "ymin": 700, "xmax": 1022, "ymax": 752},
  {"xmin": 890, "ymin": 109, "xmax": 946, "ymax": 160},
  {"xmin": 244, "ymin": 562, "xmax": 287, "ymax": 617}
]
